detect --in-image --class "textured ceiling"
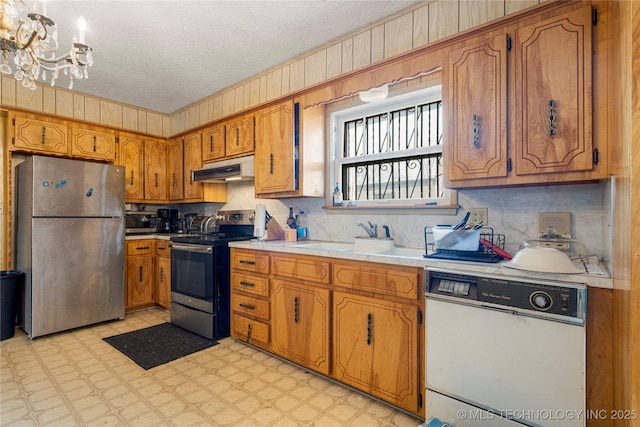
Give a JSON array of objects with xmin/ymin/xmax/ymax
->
[{"xmin": 42, "ymin": 1, "xmax": 422, "ymax": 114}]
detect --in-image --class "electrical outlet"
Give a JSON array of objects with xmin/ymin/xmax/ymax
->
[{"xmin": 468, "ymin": 207, "xmax": 488, "ymax": 226}]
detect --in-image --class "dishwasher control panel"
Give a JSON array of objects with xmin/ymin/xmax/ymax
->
[{"xmin": 425, "ymin": 268, "xmax": 586, "ymax": 322}]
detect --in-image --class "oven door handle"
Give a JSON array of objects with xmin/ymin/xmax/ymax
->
[{"xmin": 171, "ymin": 243, "xmax": 213, "ymax": 253}]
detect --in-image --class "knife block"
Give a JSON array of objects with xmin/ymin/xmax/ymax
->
[{"xmin": 265, "ymin": 217, "xmax": 285, "ymax": 241}]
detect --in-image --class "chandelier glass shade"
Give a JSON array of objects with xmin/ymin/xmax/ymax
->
[{"xmin": 0, "ymin": 0, "xmax": 93, "ymax": 90}]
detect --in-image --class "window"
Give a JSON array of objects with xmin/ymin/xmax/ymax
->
[{"xmin": 331, "ymin": 85, "xmax": 456, "ymax": 208}]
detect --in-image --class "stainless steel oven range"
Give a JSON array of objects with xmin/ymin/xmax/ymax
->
[
  {"xmin": 170, "ymin": 210, "xmax": 255, "ymax": 340},
  {"xmin": 424, "ymin": 267, "xmax": 587, "ymax": 427}
]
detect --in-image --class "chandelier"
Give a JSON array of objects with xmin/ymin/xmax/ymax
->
[{"xmin": 0, "ymin": 0, "xmax": 93, "ymax": 90}]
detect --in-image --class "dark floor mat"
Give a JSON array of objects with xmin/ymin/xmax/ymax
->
[{"xmin": 103, "ymin": 323, "xmax": 217, "ymax": 370}]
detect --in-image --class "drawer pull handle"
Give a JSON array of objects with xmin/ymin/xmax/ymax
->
[
  {"xmin": 155, "ymin": 173, "xmax": 158, "ymax": 187},
  {"xmin": 294, "ymin": 296, "xmax": 299, "ymax": 324},
  {"xmin": 130, "ymin": 171, "xmax": 134, "ymax": 185},
  {"xmin": 235, "ymin": 127, "xmax": 240, "ymax": 146},
  {"xmin": 159, "ymin": 267, "xmax": 164, "ymax": 281},
  {"xmin": 269, "ymin": 153, "xmax": 274, "ymax": 174},
  {"xmin": 210, "ymin": 135, "xmax": 214, "ymax": 152},
  {"xmin": 367, "ymin": 313, "xmax": 373, "ymax": 345},
  {"xmin": 139, "ymin": 266, "xmax": 143, "ymax": 282},
  {"xmin": 93, "ymin": 135, "xmax": 97, "ymax": 152},
  {"xmin": 239, "ymin": 260, "xmax": 255, "ymax": 266},
  {"xmin": 240, "ymin": 281, "xmax": 255, "ymax": 288},
  {"xmin": 239, "ymin": 303, "xmax": 255, "ymax": 311},
  {"xmin": 41, "ymin": 126, "xmax": 45, "ymax": 144},
  {"xmin": 136, "ymin": 246, "xmax": 150, "ymax": 250}
]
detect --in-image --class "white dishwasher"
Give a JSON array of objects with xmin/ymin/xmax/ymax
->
[{"xmin": 424, "ymin": 268, "xmax": 587, "ymax": 427}]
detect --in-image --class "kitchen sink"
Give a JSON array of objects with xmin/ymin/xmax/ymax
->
[{"xmin": 293, "ymin": 241, "xmax": 425, "ymax": 258}]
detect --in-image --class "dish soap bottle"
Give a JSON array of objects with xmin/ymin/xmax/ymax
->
[
  {"xmin": 296, "ymin": 210, "xmax": 308, "ymax": 239},
  {"xmin": 332, "ymin": 182, "xmax": 343, "ymax": 206}
]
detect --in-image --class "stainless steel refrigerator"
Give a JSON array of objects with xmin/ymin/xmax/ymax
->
[{"xmin": 16, "ymin": 155, "xmax": 126, "ymax": 338}]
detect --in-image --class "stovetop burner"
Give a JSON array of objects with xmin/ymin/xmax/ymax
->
[{"xmin": 171, "ymin": 209, "xmax": 256, "ymax": 246}]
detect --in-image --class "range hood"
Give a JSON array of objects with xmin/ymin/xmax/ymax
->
[{"xmin": 192, "ymin": 155, "xmax": 255, "ymax": 183}]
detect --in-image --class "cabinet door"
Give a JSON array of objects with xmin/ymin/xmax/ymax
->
[
  {"xmin": 271, "ymin": 279, "xmax": 330, "ymax": 375},
  {"xmin": 126, "ymin": 255, "xmax": 154, "ymax": 309},
  {"xmin": 333, "ymin": 291, "xmax": 420, "ymax": 413},
  {"xmin": 202, "ymin": 123, "xmax": 225, "ymax": 162},
  {"xmin": 183, "ymin": 133, "xmax": 203, "ymax": 200},
  {"xmin": 70, "ymin": 127, "xmax": 117, "ymax": 162},
  {"xmin": 255, "ymin": 100, "xmax": 295, "ymax": 195},
  {"xmin": 514, "ymin": 6, "xmax": 593, "ymax": 175},
  {"xmin": 445, "ymin": 35, "xmax": 508, "ymax": 182},
  {"xmin": 156, "ymin": 256, "xmax": 171, "ymax": 310},
  {"xmin": 144, "ymin": 139, "xmax": 168, "ymax": 202},
  {"xmin": 11, "ymin": 114, "xmax": 69, "ymax": 155},
  {"xmin": 119, "ymin": 134, "xmax": 145, "ymax": 202},
  {"xmin": 168, "ymin": 138, "xmax": 184, "ymax": 201},
  {"xmin": 225, "ymin": 114, "xmax": 254, "ymax": 158}
]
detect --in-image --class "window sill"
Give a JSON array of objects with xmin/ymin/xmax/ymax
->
[{"xmin": 323, "ymin": 204, "xmax": 460, "ymax": 216}]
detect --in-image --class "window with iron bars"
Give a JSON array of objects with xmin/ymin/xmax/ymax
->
[{"xmin": 332, "ymin": 86, "xmax": 455, "ymax": 208}]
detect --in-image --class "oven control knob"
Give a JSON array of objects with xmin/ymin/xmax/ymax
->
[{"xmin": 530, "ymin": 291, "xmax": 552, "ymax": 311}]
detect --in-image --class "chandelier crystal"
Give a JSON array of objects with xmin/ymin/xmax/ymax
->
[{"xmin": 0, "ymin": 0, "xmax": 94, "ymax": 90}]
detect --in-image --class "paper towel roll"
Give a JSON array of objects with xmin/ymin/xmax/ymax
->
[{"xmin": 254, "ymin": 204, "xmax": 266, "ymax": 239}]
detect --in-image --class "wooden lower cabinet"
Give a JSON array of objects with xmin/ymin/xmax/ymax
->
[
  {"xmin": 270, "ymin": 278, "xmax": 330, "ymax": 375},
  {"xmin": 230, "ymin": 249, "xmax": 271, "ymax": 351},
  {"xmin": 229, "ymin": 248, "xmax": 423, "ymax": 416},
  {"xmin": 333, "ymin": 291, "xmax": 420, "ymax": 414},
  {"xmin": 125, "ymin": 240, "xmax": 155, "ymax": 310},
  {"xmin": 155, "ymin": 240, "xmax": 171, "ymax": 310}
]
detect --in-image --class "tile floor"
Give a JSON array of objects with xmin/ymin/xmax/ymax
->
[{"xmin": 1, "ymin": 308, "xmax": 424, "ymax": 426}]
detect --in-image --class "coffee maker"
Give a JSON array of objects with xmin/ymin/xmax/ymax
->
[{"xmin": 157, "ymin": 209, "xmax": 179, "ymax": 232}]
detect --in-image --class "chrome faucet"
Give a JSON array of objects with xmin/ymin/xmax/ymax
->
[{"xmin": 357, "ymin": 221, "xmax": 378, "ymax": 238}]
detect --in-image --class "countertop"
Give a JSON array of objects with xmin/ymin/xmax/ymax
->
[{"xmin": 228, "ymin": 239, "xmax": 613, "ymax": 290}]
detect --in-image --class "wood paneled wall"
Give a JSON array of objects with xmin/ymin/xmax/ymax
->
[
  {"xmin": 168, "ymin": 0, "xmax": 540, "ymax": 136},
  {"xmin": 0, "ymin": 76, "xmax": 170, "ymax": 137}
]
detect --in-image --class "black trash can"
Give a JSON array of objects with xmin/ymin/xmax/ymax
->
[{"xmin": 1, "ymin": 270, "xmax": 25, "ymax": 341}]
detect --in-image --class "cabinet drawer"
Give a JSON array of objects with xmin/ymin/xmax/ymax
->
[
  {"xmin": 231, "ymin": 293, "xmax": 269, "ymax": 321},
  {"xmin": 231, "ymin": 313, "xmax": 269, "ymax": 350},
  {"xmin": 155, "ymin": 240, "xmax": 171, "ymax": 258},
  {"xmin": 127, "ymin": 240, "xmax": 154, "ymax": 255},
  {"xmin": 271, "ymin": 253, "xmax": 331, "ymax": 284},
  {"xmin": 333, "ymin": 260, "xmax": 419, "ymax": 299},
  {"xmin": 231, "ymin": 272, "xmax": 269, "ymax": 297},
  {"xmin": 231, "ymin": 249, "xmax": 269, "ymax": 274}
]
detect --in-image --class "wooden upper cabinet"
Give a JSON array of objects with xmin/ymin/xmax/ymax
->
[
  {"xmin": 514, "ymin": 5, "xmax": 593, "ymax": 176},
  {"xmin": 168, "ymin": 138, "xmax": 184, "ymax": 201},
  {"xmin": 10, "ymin": 113, "xmax": 69, "ymax": 156},
  {"xmin": 143, "ymin": 138, "xmax": 168, "ymax": 202},
  {"xmin": 118, "ymin": 133, "xmax": 145, "ymax": 202},
  {"xmin": 225, "ymin": 113, "xmax": 254, "ymax": 158},
  {"xmin": 70, "ymin": 126, "xmax": 117, "ymax": 162},
  {"xmin": 182, "ymin": 132, "xmax": 203, "ymax": 200},
  {"xmin": 255, "ymin": 100, "xmax": 295, "ymax": 195},
  {"xmin": 202, "ymin": 123, "xmax": 225, "ymax": 162},
  {"xmin": 445, "ymin": 34, "xmax": 508, "ymax": 182}
]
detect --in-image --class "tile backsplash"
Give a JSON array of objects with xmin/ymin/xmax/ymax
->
[
  {"xmin": 218, "ymin": 180, "xmax": 611, "ymax": 262},
  {"xmin": 139, "ymin": 179, "xmax": 610, "ymax": 263}
]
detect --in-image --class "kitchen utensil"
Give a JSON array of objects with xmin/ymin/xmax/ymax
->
[
  {"xmin": 479, "ymin": 237, "xmax": 513, "ymax": 259},
  {"xmin": 503, "ymin": 247, "xmax": 584, "ymax": 274},
  {"xmin": 452, "ymin": 212, "xmax": 470, "ymax": 230}
]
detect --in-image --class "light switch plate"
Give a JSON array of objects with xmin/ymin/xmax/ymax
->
[{"xmin": 538, "ymin": 212, "xmax": 572, "ymax": 239}]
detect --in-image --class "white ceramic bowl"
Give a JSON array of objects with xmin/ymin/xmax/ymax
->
[{"xmin": 503, "ymin": 247, "xmax": 584, "ymax": 274}]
